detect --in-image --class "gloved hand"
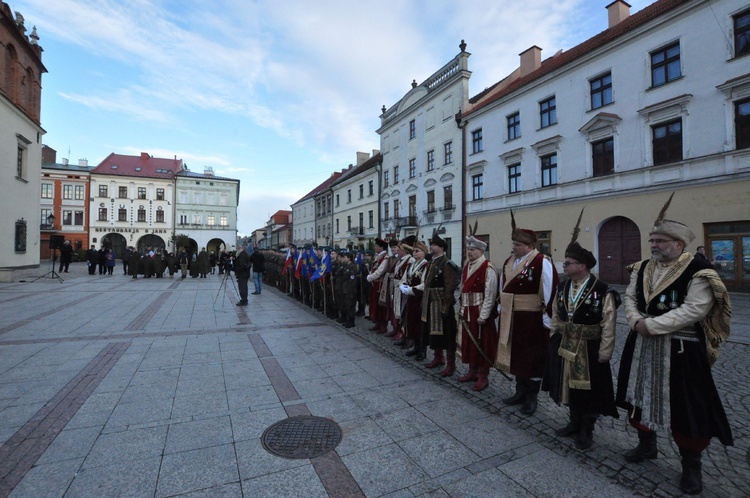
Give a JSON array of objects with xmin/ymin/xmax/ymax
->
[{"xmin": 399, "ymin": 284, "xmax": 412, "ymax": 295}]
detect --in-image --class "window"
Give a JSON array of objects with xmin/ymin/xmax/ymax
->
[
  {"xmin": 335, "ymin": 194, "xmax": 339, "ymax": 207},
  {"xmin": 41, "ymin": 208, "xmax": 52, "ymax": 226},
  {"xmin": 347, "ymin": 215, "xmax": 352, "ymax": 231},
  {"xmin": 736, "ymin": 98, "xmax": 750, "ymax": 149},
  {"xmin": 16, "ymin": 140, "xmax": 28, "ymax": 180},
  {"xmin": 99, "ymin": 185, "xmax": 108, "ymax": 197},
  {"xmin": 368, "ymin": 210, "xmax": 374, "ymax": 228},
  {"xmin": 368, "ymin": 180, "xmax": 374, "ymax": 196},
  {"xmin": 194, "ymin": 192, "xmax": 202, "ymax": 204},
  {"xmin": 394, "ymin": 166, "xmax": 399, "ymax": 184},
  {"xmin": 179, "ymin": 215, "xmax": 187, "ymax": 225},
  {"xmin": 409, "ymin": 158, "xmax": 416, "ymax": 178},
  {"xmin": 383, "ymin": 170, "xmax": 389, "ymax": 187},
  {"xmin": 138, "ymin": 208, "xmax": 146, "ymax": 222},
  {"xmin": 427, "ymin": 190, "xmax": 435, "ymax": 213},
  {"xmin": 541, "ymin": 153, "xmax": 558, "ymax": 187},
  {"xmin": 62, "ymin": 210, "xmax": 72, "ymax": 225},
  {"xmin": 508, "ymin": 163, "xmax": 521, "ymax": 193},
  {"xmin": 444, "ymin": 142, "xmax": 453, "ymax": 164},
  {"xmin": 736, "ymin": 9, "xmax": 750, "ymax": 58},
  {"xmin": 359, "ymin": 212, "xmax": 364, "ymax": 231},
  {"xmin": 75, "ymin": 185, "xmax": 84, "ymax": 200},
  {"xmin": 409, "ymin": 119, "xmax": 416, "ymax": 140},
  {"xmin": 138, "ymin": 187, "xmax": 146, "ymax": 199},
  {"xmin": 156, "ymin": 188, "xmax": 164, "ymax": 200},
  {"xmin": 651, "ymin": 42, "xmax": 681, "ymax": 87},
  {"xmin": 426, "ymin": 151, "xmax": 434, "ymax": 172},
  {"xmin": 207, "ymin": 215, "xmax": 215, "ymax": 225},
  {"xmin": 590, "ymin": 73, "xmax": 613, "ymax": 109},
  {"xmin": 359, "ymin": 184, "xmax": 364, "ymax": 199},
  {"xmin": 193, "ymin": 214, "xmax": 201, "ymax": 224},
  {"xmin": 408, "ymin": 195, "xmax": 417, "ymax": 217},
  {"xmin": 41, "ymin": 183, "xmax": 52, "ymax": 199},
  {"xmin": 63, "ymin": 185, "xmax": 73, "ymax": 200},
  {"xmin": 336, "ymin": 218, "xmax": 340, "ymax": 233},
  {"xmin": 15, "ymin": 220, "xmax": 26, "ymax": 252},
  {"xmin": 347, "ymin": 189, "xmax": 352, "ymax": 203},
  {"xmin": 220, "ymin": 215, "xmax": 228, "ymax": 226},
  {"xmin": 592, "ymin": 137, "xmax": 615, "ymax": 177},
  {"xmin": 507, "ymin": 112, "xmax": 520, "ymax": 140},
  {"xmin": 540, "ymin": 96, "xmax": 557, "ymax": 128},
  {"xmin": 98, "ymin": 208, "xmax": 108, "ymax": 221},
  {"xmin": 74, "ymin": 211, "xmax": 84, "ymax": 225},
  {"xmin": 393, "ymin": 199, "xmax": 400, "ymax": 218},
  {"xmin": 652, "ymin": 119, "xmax": 683, "ymax": 165},
  {"xmin": 471, "ymin": 129, "xmax": 483, "ymax": 153},
  {"xmin": 219, "ymin": 194, "xmax": 227, "ymax": 206},
  {"xmin": 472, "ymin": 174, "xmax": 483, "ymax": 200},
  {"xmin": 118, "ymin": 208, "xmax": 127, "ymax": 221},
  {"xmin": 118, "ymin": 186, "xmax": 127, "ymax": 198},
  {"xmin": 443, "ymin": 185, "xmax": 453, "ymax": 210},
  {"xmin": 156, "ymin": 209, "xmax": 164, "ymax": 223},
  {"xmin": 384, "ymin": 202, "xmax": 389, "ymax": 220}
]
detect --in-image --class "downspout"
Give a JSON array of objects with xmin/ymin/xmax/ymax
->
[{"xmin": 455, "ymin": 109, "xmax": 465, "ymax": 264}]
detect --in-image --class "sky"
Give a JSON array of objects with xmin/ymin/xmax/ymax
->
[{"xmin": 11, "ymin": 0, "xmax": 653, "ymax": 236}]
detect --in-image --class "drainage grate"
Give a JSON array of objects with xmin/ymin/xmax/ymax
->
[{"xmin": 261, "ymin": 416, "xmax": 342, "ymax": 459}]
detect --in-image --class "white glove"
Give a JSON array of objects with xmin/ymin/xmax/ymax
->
[
  {"xmin": 497, "ymin": 304, "xmax": 502, "ymax": 314},
  {"xmin": 399, "ymin": 284, "xmax": 412, "ymax": 295}
]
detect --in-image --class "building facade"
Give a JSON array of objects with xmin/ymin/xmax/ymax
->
[
  {"xmin": 461, "ymin": 0, "xmax": 750, "ymax": 291},
  {"xmin": 0, "ymin": 6, "xmax": 45, "ymax": 281},
  {"xmin": 291, "ymin": 172, "xmax": 341, "ymax": 248},
  {"xmin": 377, "ymin": 41, "xmax": 470, "ymax": 260},
  {"xmin": 263, "ymin": 210, "xmax": 292, "ymax": 249},
  {"xmin": 331, "ymin": 151, "xmax": 382, "ymax": 249},
  {"xmin": 40, "ymin": 146, "xmax": 92, "ymax": 259},
  {"xmin": 175, "ymin": 167, "xmax": 239, "ymax": 254}
]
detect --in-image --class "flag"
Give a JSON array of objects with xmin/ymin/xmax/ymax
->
[
  {"xmin": 311, "ymin": 251, "xmax": 330, "ymax": 282},
  {"xmin": 294, "ymin": 250, "xmax": 304, "ymax": 279},
  {"xmin": 355, "ymin": 250, "xmax": 363, "ymax": 273},
  {"xmin": 306, "ymin": 249, "xmax": 320, "ymax": 281},
  {"xmin": 282, "ymin": 248, "xmax": 292, "ymax": 276}
]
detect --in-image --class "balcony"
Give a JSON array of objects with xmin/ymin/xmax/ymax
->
[
  {"xmin": 40, "ymin": 223, "xmax": 54, "ymax": 231},
  {"xmin": 396, "ymin": 216, "xmax": 418, "ymax": 229},
  {"xmin": 439, "ymin": 204, "xmax": 456, "ymax": 221},
  {"xmin": 348, "ymin": 226, "xmax": 364, "ymax": 236}
]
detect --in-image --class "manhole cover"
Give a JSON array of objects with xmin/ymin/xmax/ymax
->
[{"xmin": 261, "ymin": 416, "xmax": 342, "ymax": 459}]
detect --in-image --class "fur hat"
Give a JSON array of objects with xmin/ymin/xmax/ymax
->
[
  {"xmin": 374, "ymin": 238, "xmax": 388, "ymax": 250},
  {"xmin": 430, "ymin": 224, "xmax": 449, "ymax": 250},
  {"xmin": 413, "ymin": 240, "xmax": 429, "ymax": 254},
  {"xmin": 564, "ymin": 208, "xmax": 597, "ymax": 269},
  {"xmin": 399, "ymin": 235, "xmax": 416, "ymax": 253},
  {"xmin": 465, "ymin": 219, "xmax": 487, "ymax": 251},
  {"xmin": 649, "ymin": 192, "xmax": 695, "ymax": 245},
  {"xmin": 510, "ymin": 209, "xmax": 537, "ymax": 245},
  {"xmin": 388, "ymin": 238, "xmax": 399, "ymax": 247}
]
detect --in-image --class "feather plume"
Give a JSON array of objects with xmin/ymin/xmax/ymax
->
[
  {"xmin": 655, "ymin": 192, "xmax": 675, "ymax": 225},
  {"xmin": 570, "ymin": 208, "xmax": 584, "ymax": 245},
  {"xmin": 510, "ymin": 209, "xmax": 517, "ymax": 233},
  {"xmin": 473, "ymin": 219, "xmax": 478, "ymax": 237}
]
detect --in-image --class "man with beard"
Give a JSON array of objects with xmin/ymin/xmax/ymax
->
[{"xmin": 366, "ymin": 238, "xmax": 390, "ymax": 334}]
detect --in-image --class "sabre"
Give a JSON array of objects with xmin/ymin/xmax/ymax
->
[{"xmin": 459, "ymin": 317, "xmax": 512, "ymax": 382}]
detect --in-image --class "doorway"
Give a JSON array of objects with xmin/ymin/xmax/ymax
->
[{"xmin": 597, "ymin": 217, "xmax": 641, "ymax": 284}]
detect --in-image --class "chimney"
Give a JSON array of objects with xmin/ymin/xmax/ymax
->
[
  {"xmin": 372, "ymin": 149, "xmax": 380, "ymax": 156},
  {"xmin": 42, "ymin": 145, "xmax": 56, "ymax": 164},
  {"xmin": 607, "ymin": 0, "xmax": 631, "ymax": 28},
  {"xmin": 61, "ymin": 158, "xmax": 68, "ymax": 166},
  {"xmin": 78, "ymin": 159, "xmax": 88, "ymax": 167},
  {"xmin": 140, "ymin": 152, "xmax": 149, "ymax": 160},
  {"xmin": 204, "ymin": 166, "xmax": 214, "ymax": 176},
  {"xmin": 356, "ymin": 151, "xmax": 369, "ymax": 166},
  {"xmin": 519, "ymin": 46, "xmax": 542, "ymax": 78}
]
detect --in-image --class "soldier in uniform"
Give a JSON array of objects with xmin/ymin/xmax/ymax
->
[
  {"xmin": 616, "ymin": 194, "xmax": 732, "ymax": 495},
  {"xmin": 366, "ymin": 239, "xmax": 390, "ymax": 334},
  {"xmin": 339, "ymin": 252, "xmax": 358, "ymax": 328},
  {"xmin": 416, "ymin": 229, "xmax": 459, "ymax": 377},
  {"xmin": 546, "ymin": 211, "xmax": 620, "ymax": 450},
  {"xmin": 300, "ymin": 244, "xmax": 312, "ymax": 306},
  {"xmin": 497, "ymin": 211, "xmax": 559, "ymax": 416},
  {"xmin": 457, "ymin": 227, "xmax": 498, "ymax": 392},
  {"xmin": 388, "ymin": 236, "xmax": 415, "ymax": 341},
  {"xmin": 401, "ymin": 240, "xmax": 429, "ymax": 357}
]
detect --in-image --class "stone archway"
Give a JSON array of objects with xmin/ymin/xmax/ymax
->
[
  {"xmin": 597, "ymin": 216, "xmax": 641, "ymax": 285},
  {"xmin": 101, "ymin": 233, "xmax": 127, "ymax": 260},
  {"xmin": 207, "ymin": 238, "xmax": 226, "ymax": 254},
  {"xmin": 137, "ymin": 234, "xmax": 166, "ymax": 254}
]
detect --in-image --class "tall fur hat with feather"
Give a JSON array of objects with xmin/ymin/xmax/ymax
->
[
  {"xmin": 430, "ymin": 223, "xmax": 449, "ymax": 250},
  {"xmin": 564, "ymin": 208, "xmax": 596, "ymax": 269},
  {"xmin": 465, "ymin": 219, "xmax": 487, "ymax": 251},
  {"xmin": 649, "ymin": 192, "xmax": 695, "ymax": 244},
  {"xmin": 510, "ymin": 209, "xmax": 537, "ymax": 245}
]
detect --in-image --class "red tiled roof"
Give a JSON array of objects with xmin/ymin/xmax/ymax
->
[
  {"xmin": 293, "ymin": 172, "xmax": 343, "ymax": 204},
  {"xmin": 91, "ymin": 152, "xmax": 184, "ymax": 179},
  {"xmin": 466, "ymin": 0, "xmax": 691, "ymax": 116}
]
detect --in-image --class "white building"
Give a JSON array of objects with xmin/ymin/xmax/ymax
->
[
  {"xmin": 175, "ymin": 167, "xmax": 239, "ymax": 253},
  {"xmin": 461, "ymin": 0, "xmax": 750, "ymax": 290},
  {"xmin": 0, "ymin": 9, "xmax": 45, "ymax": 281},
  {"xmin": 331, "ymin": 151, "xmax": 382, "ymax": 249},
  {"xmin": 291, "ymin": 172, "xmax": 341, "ymax": 247},
  {"xmin": 377, "ymin": 41, "xmax": 471, "ymax": 260},
  {"xmin": 89, "ymin": 152, "xmax": 179, "ymax": 256}
]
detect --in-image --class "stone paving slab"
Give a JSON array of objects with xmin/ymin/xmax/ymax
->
[{"xmin": 0, "ymin": 262, "xmax": 746, "ymax": 497}]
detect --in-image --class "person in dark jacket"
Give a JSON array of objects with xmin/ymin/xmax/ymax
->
[
  {"xmin": 59, "ymin": 240, "xmax": 74, "ymax": 273},
  {"xmin": 234, "ymin": 245, "xmax": 251, "ymax": 305},
  {"xmin": 197, "ymin": 248, "xmax": 210, "ymax": 278},
  {"xmin": 249, "ymin": 247, "xmax": 265, "ymax": 294},
  {"xmin": 86, "ymin": 245, "xmax": 98, "ymax": 275},
  {"xmin": 122, "ymin": 246, "xmax": 133, "ymax": 275}
]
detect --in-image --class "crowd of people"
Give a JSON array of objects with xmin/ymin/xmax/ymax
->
[{"xmin": 253, "ymin": 195, "xmax": 732, "ymax": 496}]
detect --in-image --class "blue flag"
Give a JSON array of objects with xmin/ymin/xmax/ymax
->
[
  {"xmin": 306, "ymin": 249, "xmax": 319, "ymax": 281},
  {"xmin": 355, "ymin": 251, "xmax": 363, "ymax": 273},
  {"xmin": 311, "ymin": 251, "xmax": 330, "ymax": 282},
  {"xmin": 300, "ymin": 249, "xmax": 309, "ymax": 279}
]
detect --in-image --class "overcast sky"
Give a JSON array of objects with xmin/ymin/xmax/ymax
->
[{"xmin": 13, "ymin": 0, "xmax": 653, "ymax": 235}]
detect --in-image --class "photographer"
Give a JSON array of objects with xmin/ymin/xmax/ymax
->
[{"xmin": 234, "ymin": 245, "xmax": 251, "ymax": 306}]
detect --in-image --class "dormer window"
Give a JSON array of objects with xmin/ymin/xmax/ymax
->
[{"xmin": 111, "ymin": 165, "xmax": 118, "ymax": 169}]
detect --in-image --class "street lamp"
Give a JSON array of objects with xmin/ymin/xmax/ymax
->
[{"xmin": 47, "ymin": 213, "xmax": 55, "ymax": 228}]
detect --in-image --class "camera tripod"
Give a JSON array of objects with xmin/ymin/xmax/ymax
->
[
  {"xmin": 214, "ymin": 269, "xmax": 239, "ymax": 308},
  {"xmin": 33, "ymin": 248, "xmax": 64, "ymax": 283}
]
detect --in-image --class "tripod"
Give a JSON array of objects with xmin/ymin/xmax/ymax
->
[
  {"xmin": 214, "ymin": 268, "xmax": 239, "ymax": 307},
  {"xmin": 33, "ymin": 247, "xmax": 64, "ymax": 283}
]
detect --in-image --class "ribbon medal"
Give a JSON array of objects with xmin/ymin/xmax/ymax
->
[
  {"xmin": 669, "ymin": 290, "xmax": 679, "ymax": 309},
  {"xmin": 657, "ymin": 294, "xmax": 668, "ymax": 310}
]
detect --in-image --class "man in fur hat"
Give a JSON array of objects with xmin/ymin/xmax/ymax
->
[
  {"xmin": 457, "ymin": 232, "xmax": 498, "ymax": 391},
  {"xmin": 545, "ymin": 210, "xmax": 620, "ymax": 450},
  {"xmin": 366, "ymin": 238, "xmax": 390, "ymax": 334},
  {"xmin": 415, "ymin": 229, "xmax": 459, "ymax": 377},
  {"xmin": 497, "ymin": 212, "xmax": 559, "ymax": 416},
  {"xmin": 388, "ymin": 235, "xmax": 415, "ymax": 341},
  {"xmin": 616, "ymin": 194, "xmax": 732, "ymax": 495}
]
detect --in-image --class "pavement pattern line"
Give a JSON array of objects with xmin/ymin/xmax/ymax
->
[
  {"xmin": 124, "ymin": 291, "xmax": 172, "ymax": 331},
  {"xmin": 0, "ymin": 295, "xmax": 94, "ymax": 337},
  {"xmin": 247, "ymin": 333, "xmax": 365, "ymax": 498},
  {"xmin": 0, "ymin": 341, "xmax": 130, "ymax": 498}
]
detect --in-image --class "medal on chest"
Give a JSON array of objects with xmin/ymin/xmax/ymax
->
[{"xmin": 657, "ymin": 294, "xmax": 668, "ymax": 310}]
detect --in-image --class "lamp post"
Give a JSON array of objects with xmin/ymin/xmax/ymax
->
[{"xmin": 34, "ymin": 213, "xmax": 64, "ymax": 282}]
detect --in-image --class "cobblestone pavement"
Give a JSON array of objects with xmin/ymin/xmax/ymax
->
[{"xmin": 0, "ymin": 262, "xmax": 747, "ymax": 497}]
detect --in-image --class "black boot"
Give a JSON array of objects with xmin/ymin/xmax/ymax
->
[
  {"xmin": 679, "ymin": 448, "xmax": 703, "ymax": 495},
  {"xmin": 575, "ymin": 414, "xmax": 597, "ymax": 450},
  {"xmin": 556, "ymin": 409, "xmax": 581, "ymax": 438},
  {"xmin": 337, "ymin": 312, "xmax": 347, "ymax": 324},
  {"xmin": 520, "ymin": 380, "xmax": 541, "ymax": 415},
  {"xmin": 502, "ymin": 378, "xmax": 527, "ymax": 406},
  {"xmin": 624, "ymin": 429, "xmax": 658, "ymax": 463},
  {"xmin": 344, "ymin": 316, "xmax": 355, "ymax": 329},
  {"xmin": 415, "ymin": 345, "xmax": 427, "ymax": 361}
]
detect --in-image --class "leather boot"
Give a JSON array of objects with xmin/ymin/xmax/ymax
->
[
  {"xmin": 337, "ymin": 312, "xmax": 347, "ymax": 323},
  {"xmin": 384, "ymin": 323, "xmax": 398, "ymax": 337},
  {"xmin": 502, "ymin": 378, "xmax": 527, "ymax": 406},
  {"xmin": 405, "ymin": 340, "xmax": 420, "ymax": 356},
  {"xmin": 415, "ymin": 345, "xmax": 426, "ymax": 361},
  {"xmin": 440, "ymin": 351, "xmax": 456, "ymax": 377},
  {"xmin": 368, "ymin": 324, "xmax": 379, "ymax": 332},
  {"xmin": 575, "ymin": 414, "xmax": 597, "ymax": 450},
  {"xmin": 377, "ymin": 322, "xmax": 388, "ymax": 335},
  {"xmin": 555, "ymin": 409, "xmax": 581, "ymax": 438},
  {"xmin": 457, "ymin": 362, "xmax": 478, "ymax": 383},
  {"xmin": 391, "ymin": 330, "xmax": 404, "ymax": 343},
  {"xmin": 471, "ymin": 364, "xmax": 490, "ymax": 391},
  {"xmin": 520, "ymin": 380, "xmax": 541, "ymax": 415},
  {"xmin": 424, "ymin": 348, "xmax": 445, "ymax": 369},
  {"xmin": 344, "ymin": 316, "xmax": 355, "ymax": 329},
  {"xmin": 401, "ymin": 339, "xmax": 413, "ymax": 350},
  {"xmin": 678, "ymin": 448, "xmax": 703, "ymax": 495},
  {"xmin": 624, "ymin": 429, "xmax": 658, "ymax": 463}
]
